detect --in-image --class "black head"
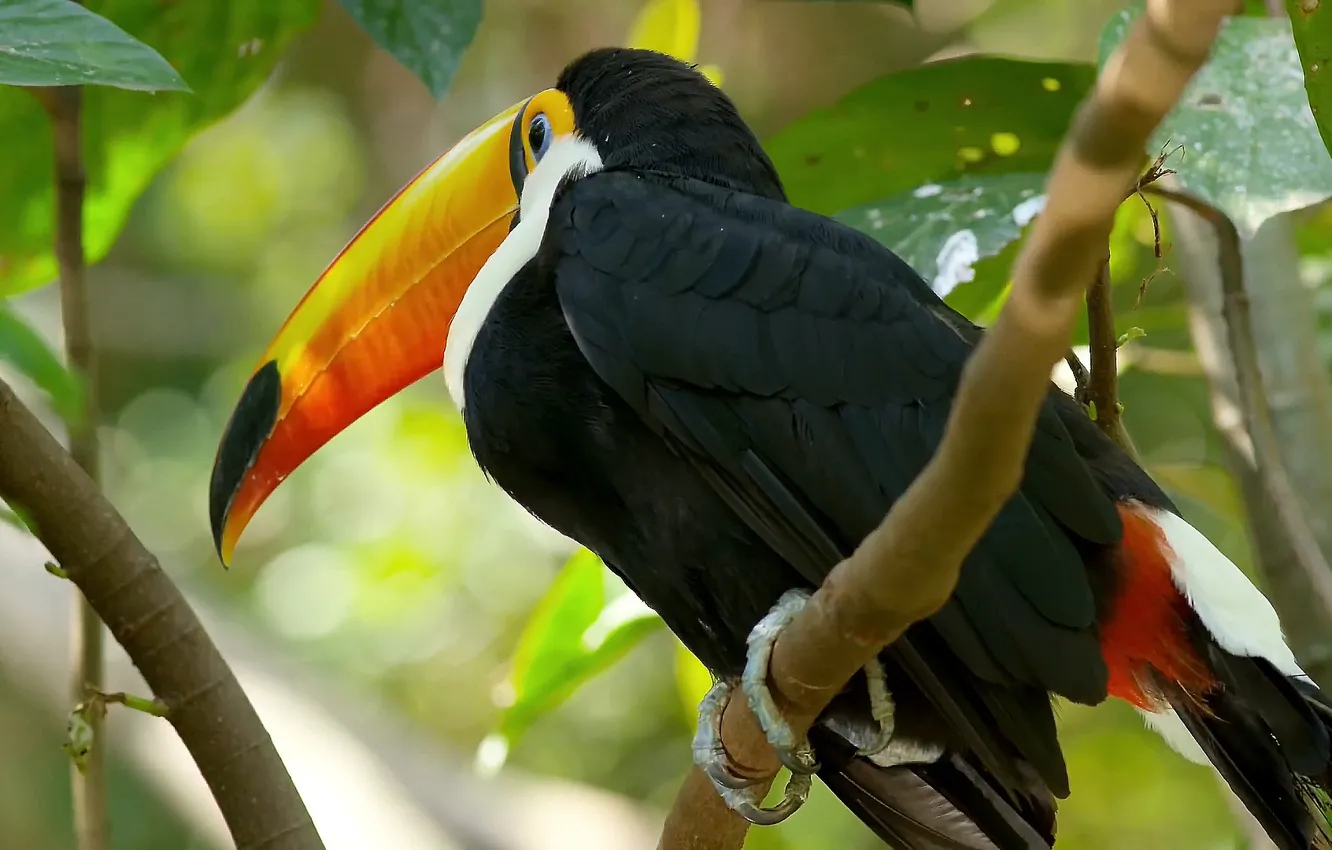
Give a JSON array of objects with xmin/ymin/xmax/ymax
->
[{"xmin": 556, "ymin": 48, "xmax": 786, "ymax": 201}]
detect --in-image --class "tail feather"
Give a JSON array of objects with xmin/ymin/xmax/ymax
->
[
  {"xmin": 1204, "ymin": 650, "xmax": 1329, "ymax": 776},
  {"xmin": 1121, "ymin": 503, "xmax": 1332, "ymax": 847},
  {"xmin": 810, "ymin": 727, "xmax": 1054, "ymax": 850},
  {"xmin": 1156, "ymin": 653, "xmax": 1332, "ymax": 850}
]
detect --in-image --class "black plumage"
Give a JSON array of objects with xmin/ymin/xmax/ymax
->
[
  {"xmin": 207, "ymin": 45, "xmax": 1332, "ymax": 849},
  {"xmin": 450, "ymin": 47, "xmax": 1332, "ymax": 848},
  {"xmin": 459, "ymin": 49, "xmax": 1192, "ymax": 846}
]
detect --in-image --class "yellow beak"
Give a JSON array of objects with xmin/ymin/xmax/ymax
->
[{"xmin": 209, "ymin": 100, "xmax": 525, "ymax": 564}]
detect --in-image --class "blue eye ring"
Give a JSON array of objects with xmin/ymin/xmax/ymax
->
[{"xmin": 527, "ymin": 113, "xmax": 553, "ymax": 161}]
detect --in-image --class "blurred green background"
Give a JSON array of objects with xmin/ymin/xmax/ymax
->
[{"xmin": 1, "ymin": 0, "xmax": 1323, "ymax": 848}]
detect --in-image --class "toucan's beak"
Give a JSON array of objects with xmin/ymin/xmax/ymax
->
[{"xmin": 209, "ymin": 100, "xmax": 525, "ymax": 564}]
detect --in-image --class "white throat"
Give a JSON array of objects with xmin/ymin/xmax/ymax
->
[{"xmin": 443, "ymin": 135, "xmax": 604, "ymax": 409}]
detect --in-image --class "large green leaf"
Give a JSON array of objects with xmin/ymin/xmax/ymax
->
[
  {"xmin": 337, "ymin": 0, "xmax": 482, "ymax": 99},
  {"xmin": 836, "ymin": 172, "xmax": 1046, "ymax": 301},
  {"xmin": 1099, "ymin": 6, "xmax": 1332, "ymax": 236},
  {"xmin": 0, "ymin": 304, "xmax": 80, "ymax": 423},
  {"xmin": 1287, "ymin": 0, "xmax": 1332, "ymax": 161},
  {"xmin": 0, "ymin": 0, "xmax": 320, "ymax": 296},
  {"xmin": 0, "ymin": 0, "xmax": 187, "ymax": 91},
  {"xmin": 765, "ymin": 57, "xmax": 1094, "ymax": 215},
  {"xmin": 486, "ymin": 549, "xmax": 664, "ymax": 762}
]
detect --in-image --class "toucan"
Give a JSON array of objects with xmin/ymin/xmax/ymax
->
[{"xmin": 209, "ymin": 47, "xmax": 1332, "ymax": 849}]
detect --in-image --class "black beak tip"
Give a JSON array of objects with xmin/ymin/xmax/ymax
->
[{"xmin": 208, "ymin": 360, "xmax": 282, "ymax": 565}]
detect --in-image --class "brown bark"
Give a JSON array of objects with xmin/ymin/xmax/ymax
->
[
  {"xmin": 0, "ymin": 379, "xmax": 324, "ymax": 850},
  {"xmin": 32, "ymin": 83, "xmax": 108, "ymax": 850},
  {"xmin": 1084, "ymin": 259, "xmax": 1137, "ymax": 455}
]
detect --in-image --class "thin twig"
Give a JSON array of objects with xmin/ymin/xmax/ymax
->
[
  {"xmin": 33, "ymin": 83, "xmax": 107, "ymax": 850},
  {"xmin": 1147, "ymin": 183, "xmax": 1332, "ymax": 623},
  {"xmin": 0, "ymin": 379, "xmax": 325, "ymax": 850},
  {"xmin": 1133, "ymin": 143, "xmax": 1178, "ymax": 305},
  {"xmin": 658, "ymin": 2, "xmax": 1235, "ymax": 846},
  {"xmin": 1084, "ymin": 258, "xmax": 1138, "ymax": 456},
  {"xmin": 1079, "ymin": 139, "xmax": 1175, "ymax": 456}
]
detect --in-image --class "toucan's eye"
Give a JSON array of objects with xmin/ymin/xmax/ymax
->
[{"xmin": 527, "ymin": 113, "xmax": 553, "ymax": 161}]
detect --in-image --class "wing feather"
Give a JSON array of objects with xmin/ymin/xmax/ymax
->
[{"xmin": 550, "ymin": 170, "xmax": 1120, "ymax": 796}]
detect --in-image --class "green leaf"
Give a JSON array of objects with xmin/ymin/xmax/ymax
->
[
  {"xmin": 0, "ymin": 0, "xmax": 320, "ymax": 296},
  {"xmin": 0, "ymin": 303, "xmax": 80, "ymax": 422},
  {"xmin": 336, "ymin": 0, "xmax": 482, "ymax": 99},
  {"xmin": 0, "ymin": 0, "xmax": 187, "ymax": 91},
  {"xmin": 1287, "ymin": 0, "xmax": 1332, "ymax": 161},
  {"xmin": 1117, "ymin": 326, "xmax": 1146, "ymax": 348},
  {"xmin": 491, "ymin": 549, "xmax": 664, "ymax": 753},
  {"xmin": 1099, "ymin": 6, "xmax": 1332, "ymax": 235},
  {"xmin": 1, "ymin": 502, "xmax": 35, "ymax": 535},
  {"xmin": 764, "ymin": 57, "xmax": 1094, "ymax": 215},
  {"xmin": 674, "ymin": 641, "xmax": 713, "ymax": 728},
  {"xmin": 836, "ymin": 172, "xmax": 1046, "ymax": 301}
]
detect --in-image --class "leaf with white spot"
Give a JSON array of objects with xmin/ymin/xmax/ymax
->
[
  {"xmin": 766, "ymin": 57, "xmax": 1092, "ymax": 215},
  {"xmin": 1099, "ymin": 5, "xmax": 1332, "ymax": 235},
  {"xmin": 837, "ymin": 172, "xmax": 1046, "ymax": 299}
]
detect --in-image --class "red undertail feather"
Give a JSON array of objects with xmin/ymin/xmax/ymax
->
[{"xmin": 1099, "ymin": 503, "xmax": 1218, "ymax": 709}]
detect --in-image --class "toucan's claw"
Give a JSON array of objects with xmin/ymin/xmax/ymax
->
[
  {"xmin": 692, "ymin": 680, "xmax": 761, "ymax": 790},
  {"xmin": 857, "ymin": 656, "xmax": 896, "ymax": 758},
  {"xmin": 691, "ymin": 678, "xmax": 813, "ymax": 826},
  {"xmin": 727, "ymin": 770, "xmax": 813, "ymax": 826},
  {"xmin": 743, "ymin": 589, "xmax": 821, "ymax": 776},
  {"xmin": 743, "ymin": 589, "xmax": 897, "ymax": 762},
  {"xmin": 690, "ymin": 588, "xmax": 898, "ymax": 827}
]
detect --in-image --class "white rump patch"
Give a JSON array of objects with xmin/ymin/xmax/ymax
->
[
  {"xmin": 1146, "ymin": 505, "xmax": 1301, "ymax": 676},
  {"xmin": 1133, "ymin": 505, "xmax": 1307, "ymax": 766}
]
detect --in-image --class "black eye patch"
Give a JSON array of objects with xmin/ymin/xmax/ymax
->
[{"xmin": 508, "ymin": 96, "xmax": 535, "ymax": 194}]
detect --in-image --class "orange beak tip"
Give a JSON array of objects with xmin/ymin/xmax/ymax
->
[
  {"xmin": 208, "ymin": 99, "xmax": 529, "ymax": 565},
  {"xmin": 209, "ymin": 360, "xmax": 282, "ymax": 566}
]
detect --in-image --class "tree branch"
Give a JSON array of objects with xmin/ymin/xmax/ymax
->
[
  {"xmin": 1239, "ymin": 215, "xmax": 1332, "ymax": 565},
  {"xmin": 658, "ymin": 2, "xmax": 1236, "ymax": 846},
  {"xmin": 1147, "ymin": 185, "xmax": 1332, "ymax": 631},
  {"xmin": 32, "ymin": 82, "xmax": 108, "ymax": 850},
  {"xmin": 1154, "ymin": 190, "xmax": 1303, "ymax": 850},
  {"xmin": 1084, "ymin": 258, "xmax": 1138, "ymax": 455},
  {"xmin": 0, "ymin": 379, "xmax": 324, "ymax": 850},
  {"xmin": 1160, "ymin": 188, "xmax": 1332, "ymax": 687}
]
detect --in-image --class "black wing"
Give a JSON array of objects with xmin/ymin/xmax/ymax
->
[{"xmin": 548, "ymin": 170, "xmax": 1122, "ymax": 797}]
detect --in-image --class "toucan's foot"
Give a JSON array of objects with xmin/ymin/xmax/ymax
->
[
  {"xmin": 745, "ymin": 589, "xmax": 897, "ymax": 761},
  {"xmin": 689, "ymin": 588, "xmax": 899, "ymax": 827},
  {"xmin": 691, "ymin": 679, "xmax": 813, "ymax": 826},
  {"xmin": 742, "ymin": 589, "xmax": 822, "ymax": 776}
]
